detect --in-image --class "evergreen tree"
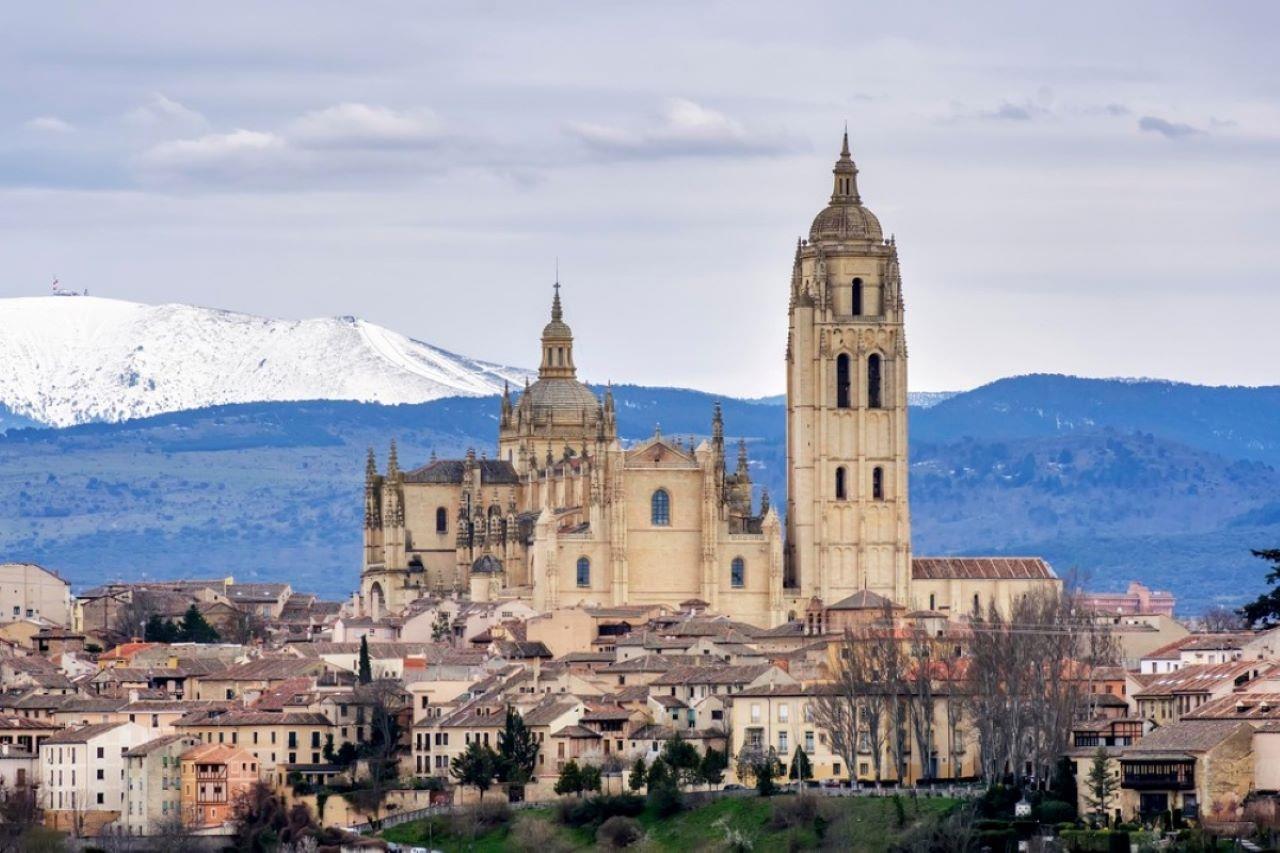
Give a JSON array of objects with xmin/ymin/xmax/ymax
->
[
  {"xmin": 579, "ymin": 763, "xmax": 602, "ymax": 794},
  {"xmin": 660, "ymin": 733, "xmax": 700, "ymax": 789},
  {"xmin": 178, "ymin": 604, "xmax": 219, "ymax": 643},
  {"xmin": 1241, "ymin": 549, "xmax": 1280, "ymax": 627},
  {"xmin": 450, "ymin": 741, "xmax": 498, "ymax": 802},
  {"xmin": 628, "ymin": 756, "xmax": 648, "ymax": 792},
  {"xmin": 357, "ymin": 635, "xmax": 373, "ymax": 684},
  {"xmin": 1083, "ymin": 746, "xmax": 1118, "ymax": 826},
  {"xmin": 496, "ymin": 707, "xmax": 540, "ymax": 794},
  {"xmin": 554, "ymin": 759, "xmax": 583, "ymax": 796},
  {"xmin": 698, "ymin": 748, "xmax": 727, "ymax": 789},
  {"xmin": 144, "ymin": 614, "xmax": 178, "ymax": 643},
  {"xmin": 789, "ymin": 745, "xmax": 814, "ymax": 785},
  {"xmin": 645, "ymin": 758, "xmax": 682, "ymax": 817},
  {"xmin": 431, "ymin": 611, "xmax": 453, "ymax": 643}
]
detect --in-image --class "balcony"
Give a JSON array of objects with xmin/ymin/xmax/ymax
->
[{"xmin": 1121, "ymin": 760, "xmax": 1195, "ymax": 791}]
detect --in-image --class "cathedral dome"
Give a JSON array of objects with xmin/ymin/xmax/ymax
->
[
  {"xmin": 521, "ymin": 377, "xmax": 600, "ymax": 418},
  {"xmin": 472, "ymin": 554, "xmax": 503, "ymax": 575},
  {"xmin": 809, "ymin": 202, "xmax": 883, "ymax": 242},
  {"xmin": 809, "ymin": 130, "xmax": 883, "ymax": 243}
]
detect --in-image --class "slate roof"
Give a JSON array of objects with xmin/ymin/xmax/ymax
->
[
  {"xmin": 911, "ymin": 557, "xmax": 1057, "ymax": 580},
  {"xmin": 404, "ymin": 459, "xmax": 520, "ymax": 485}
]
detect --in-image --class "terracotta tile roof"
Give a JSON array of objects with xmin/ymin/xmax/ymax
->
[
  {"xmin": 1121, "ymin": 719, "xmax": 1250, "ymax": 755},
  {"xmin": 125, "ymin": 733, "xmax": 200, "ymax": 757},
  {"xmin": 552, "ymin": 724, "xmax": 600, "ymax": 739},
  {"xmin": 0, "ymin": 715, "xmax": 61, "ymax": 730},
  {"xmin": 1184, "ymin": 692, "xmax": 1280, "ymax": 720},
  {"xmin": 1132, "ymin": 661, "xmax": 1273, "ymax": 698},
  {"xmin": 651, "ymin": 664, "xmax": 774, "ymax": 687},
  {"xmin": 911, "ymin": 556, "xmax": 1057, "ymax": 581}
]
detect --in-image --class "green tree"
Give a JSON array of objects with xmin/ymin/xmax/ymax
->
[
  {"xmin": 738, "ymin": 747, "xmax": 783, "ymax": 797},
  {"xmin": 698, "ymin": 747, "xmax": 727, "ymax": 790},
  {"xmin": 145, "ymin": 614, "xmax": 178, "ymax": 643},
  {"xmin": 1083, "ymin": 746, "xmax": 1118, "ymax": 826},
  {"xmin": 496, "ymin": 707, "xmax": 540, "ymax": 797},
  {"xmin": 579, "ymin": 763, "xmax": 602, "ymax": 794},
  {"xmin": 1241, "ymin": 549, "xmax": 1280, "ymax": 627},
  {"xmin": 645, "ymin": 758, "xmax": 682, "ymax": 817},
  {"xmin": 450, "ymin": 741, "xmax": 498, "ymax": 802},
  {"xmin": 178, "ymin": 604, "xmax": 219, "ymax": 643},
  {"xmin": 554, "ymin": 759, "xmax": 583, "ymax": 797},
  {"xmin": 357, "ymin": 634, "xmax": 373, "ymax": 684},
  {"xmin": 628, "ymin": 756, "xmax": 648, "ymax": 792},
  {"xmin": 660, "ymin": 733, "xmax": 700, "ymax": 789},
  {"xmin": 788, "ymin": 745, "xmax": 813, "ymax": 785}
]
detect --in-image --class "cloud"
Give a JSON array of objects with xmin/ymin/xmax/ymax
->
[
  {"xmin": 288, "ymin": 103, "xmax": 444, "ymax": 150},
  {"xmin": 944, "ymin": 98, "xmax": 1051, "ymax": 124},
  {"xmin": 568, "ymin": 98, "xmax": 786, "ymax": 159},
  {"xmin": 138, "ymin": 129, "xmax": 295, "ymax": 182},
  {"xmin": 23, "ymin": 116, "xmax": 75, "ymax": 133},
  {"xmin": 125, "ymin": 93, "xmax": 208, "ymax": 131},
  {"xmin": 1138, "ymin": 115, "xmax": 1203, "ymax": 140}
]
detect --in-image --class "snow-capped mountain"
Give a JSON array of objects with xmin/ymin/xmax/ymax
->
[{"xmin": 0, "ymin": 296, "xmax": 533, "ymax": 427}]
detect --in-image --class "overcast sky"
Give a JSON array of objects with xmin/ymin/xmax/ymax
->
[{"xmin": 1, "ymin": 2, "xmax": 1277, "ymax": 395}]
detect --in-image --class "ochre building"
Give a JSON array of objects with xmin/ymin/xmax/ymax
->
[{"xmin": 360, "ymin": 132, "xmax": 1059, "ymax": 627}]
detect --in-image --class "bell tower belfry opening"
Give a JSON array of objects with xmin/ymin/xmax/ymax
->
[{"xmin": 785, "ymin": 131, "xmax": 912, "ymax": 605}]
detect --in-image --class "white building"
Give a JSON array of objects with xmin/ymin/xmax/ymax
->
[
  {"xmin": 0, "ymin": 562, "xmax": 72, "ymax": 627},
  {"xmin": 40, "ymin": 721, "xmax": 149, "ymax": 837}
]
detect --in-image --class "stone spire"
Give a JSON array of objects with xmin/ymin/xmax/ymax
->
[
  {"xmin": 737, "ymin": 437, "xmax": 749, "ymax": 476},
  {"xmin": 712, "ymin": 402, "xmax": 724, "ymax": 445},
  {"xmin": 539, "ymin": 283, "xmax": 576, "ymax": 380},
  {"xmin": 365, "ymin": 447, "xmax": 377, "ymax": 480},
  {"xmin": 831, "ymin": 127, "xmax": 861, "ymax": 204},
  {"xmin": 387, "ymin": 439, "xmax": 399, "ymax": 479}
]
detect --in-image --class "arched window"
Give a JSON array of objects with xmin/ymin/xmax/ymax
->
[
  {"xmin": 836, "ymin": 354, "xmax": 851, "ymax": 409},
  {"xmin": 835, "ymin": 467, "xmax": 847, "ymax": 500},
  {"xmin": 872, "ymin": 467, "xmax": 885, "ymax": 501},
  {"xmin": 731, "ymin": 558, "xmax": 745, "ymax": 589},
  {"xmin": 651, "ymin": 489, "xmax": 670, "ymax": 526},
  {"xmin": 435, "ymin": 507, "xmax": 448, "ymax": 534},
  {"xmin": 972, "ymin": 593, "xmax": 980, "ymax": 615},
  {"xmin": 852, "ymin": 278, "xmax": 863, "ymax": 316},
  {"xmin": 576, "ymin": 557, "xmax": 590, "ymax": 588},
  {"xmin": 867, "ymin": 354, "xmax": 882, "ymax": 409}
]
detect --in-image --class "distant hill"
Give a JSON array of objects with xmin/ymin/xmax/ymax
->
[{"xmin": 1, "ymin": 375, "xmax": 1275, "ymax": 614}]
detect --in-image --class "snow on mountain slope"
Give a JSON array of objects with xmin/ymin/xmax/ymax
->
[{"xmin": 0, "ymin": 296, "xmax": 533, "ymax": 427}]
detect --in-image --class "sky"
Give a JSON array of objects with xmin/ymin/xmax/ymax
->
[{"xmin": 1, "ymin": 1, "xmax": 1277, "ymax": 396}]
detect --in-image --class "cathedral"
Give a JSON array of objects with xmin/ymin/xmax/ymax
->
[{"xmin": 360, "ymin": 132, "xmax": 1059, "ymax": 628}]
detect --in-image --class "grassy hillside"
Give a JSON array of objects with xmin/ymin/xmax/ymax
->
[{"xmin": 381, "ymin": 793, "xmax": 962, "ymax": 852}]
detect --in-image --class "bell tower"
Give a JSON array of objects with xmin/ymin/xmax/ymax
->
[{"xmin": 786, "ymin": 131, "xmax": 912, "ymax": 605}]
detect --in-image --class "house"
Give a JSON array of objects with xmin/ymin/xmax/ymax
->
[
  {"xmin": 40, "ymin": 721, "xmax": 150, "ymax": 836},
  {"xmin": 122, "ymin": 733, "xmax": 202, "ymax": 837},
  {"xmin": 0, "ymin": 714, "xmax": 61, "ymax": 753},
  {"xmin": 1130, "ymin": 661, "xmax": 1273, "ymax": 724},
  {"xmin": 180, "ymin": 743, "xmax": 259, "ymax": 829},
  {"xmin": 0, "ymin": 562, "xmax": 72, "ymax": 627},
  {"xmin": 174, "ymin": 709, "xmax": 333, "ymax": 773}
]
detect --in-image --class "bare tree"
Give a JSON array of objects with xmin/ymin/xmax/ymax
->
[
  {"xmin": 811, "ymin": 624, "xmax": 890, "ymax": 786},
  {"xmin": 0, "ymin": 783, "xmax": 41, "ymax": 853},
  {"xmin": 905, "ymin": 621, "xmax": 938, "ymax": 781},
  {"xmin": 1200, "ymin": 605, "xmax": 1246, "ymax": 633},
  {"xmin": 933, "ymin": 649, "xmax": 968, "ymax": 781}
]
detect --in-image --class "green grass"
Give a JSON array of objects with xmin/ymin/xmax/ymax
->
[{"xmin": 381, "ymin": 793, "xmax": 962, "ymax": 852}]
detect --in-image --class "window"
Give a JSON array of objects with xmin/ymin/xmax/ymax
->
[
  {"xmin": 836, "ymin": 353, "xmax": 851, "ymax": 409},
  {"xmin": 778, "ymin": 731, "xmax": 789, "ymax": 754},
  {"xmin": 651, "ymin": 489, "xmax": 670, "ymax": 526},
  {"xmin": 731, "ymin": 558, "xmax": 745, "ymax": 589},
  {"xmin": 972, "ymin": 593, "xmax": 980, "ymax": 615},
  {"xmin": 872, "ymin": 466, "xmax": 885, "ymax": 500},
  {"xmin": 436, "ymin": 507, "xmax": 448, "ymax": 533},
  {"xmin": 778, "ymin": 703, "xmax": 789, "ymax": 722},
  {"xmin": 804, "ymin": 731, "xmax": 815, "ymax": 754},
  {"xmin": 867, "ymin": 354, "xmax": 882, "ymax": 409},
  {"xmin": 835, "ymin": 467, "xmax": 847, "ymax": 500},
  {"xmin": 576, "ymin": 557, "xmax": 591, "ymax": 588},
  {"xmin": 851, "ymin": 278, "xmax": 863, "ymax": 316},
  {"xmin": 750, "ymin": 703, "xmax": 761, "ymax": 723}
]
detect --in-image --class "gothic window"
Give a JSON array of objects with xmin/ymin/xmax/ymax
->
[
  {"xmin": 867, "ymin": 354, "xmax": 883, "ymax": 409},
  {"xmin": 651, "ymin": 489, "xmax": 671, "ymax": 526},
  {"xmin": 576, "ymin": 557, "xmax": 590, "ymax": 588},
  {"xmin": 835, "ymin": 467, "xmax": 847, "ymax": 500},
  {"xmin": 872, "ymin": 467, "xmax": 885, "ymax": 501},
  {"xmin": 731, "ymin": 557, "xmax": 745, "ymax": 589},
  {"xmin": 435, "ymin": 507, "xmax": 448, "ymax": 533},
  {"xmin": 852, "ymin": 278, "xmax": 863, "ymax": 316},
  {"xmin": 836, "ymin": 353, "xmax": 851, "ymax": 409}
]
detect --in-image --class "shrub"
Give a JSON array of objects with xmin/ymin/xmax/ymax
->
[
  {"xmin": 647, "ymin": 779, "xmax": 684, "ymax": 818},
  {"xmin": 1060, "ymin": 829, "xmax": 1131, "ymax": 853},
  {"xmin": 770, "ymin": 794, "xmax": 820, "ymax": 830},
  {"xmin": 552, "ymin": 793, "xmax": 645, "ymax": 827},
  {"xmin": 451, "ymin": 799, "xmax": 512, "ymax": 837},
  {"xmin": 508, "ymin": 814, "xmax": 571, "ymax": 853},
  {"xmin": 1012, "ymin": 818, "xmax": 1038, "ymax": 839},
  {"xmin": 976, "ymin": 829, "xmax": 1017, "ymax": 853},
  {"xmin": 1037, "ymin": 799, "xmax": 1077, "ymax": 825},
  {"xmin": 596, "ymin": 815, "xmax": 644, "ymax": 849},
  {"xmin": 892, "ymin": 794, "xmax": 907, "ymax": 827}
]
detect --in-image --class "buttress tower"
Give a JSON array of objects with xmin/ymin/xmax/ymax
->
[{"xmin": 786, "ymin": 131, "xmax": 912, "ymax": 605}]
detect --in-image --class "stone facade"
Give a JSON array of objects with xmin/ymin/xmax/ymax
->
[{"xmin": 359, "ymin": 132, "xmax": 1060, "ymax": 628}]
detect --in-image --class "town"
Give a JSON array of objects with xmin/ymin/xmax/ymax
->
[{"xmin": 2, "ymin": 136, "xmax": 1279, "ymax": 851}]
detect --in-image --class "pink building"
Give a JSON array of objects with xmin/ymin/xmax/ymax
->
[{"xmin": 1082, "ymin": 582, "xmax": 1176, "ymax": 617}]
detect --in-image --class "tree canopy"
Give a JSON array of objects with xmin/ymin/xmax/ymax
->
[{"xmin": 1240, "ymin": 549, "xmax": 1280, "ymax": 627}]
